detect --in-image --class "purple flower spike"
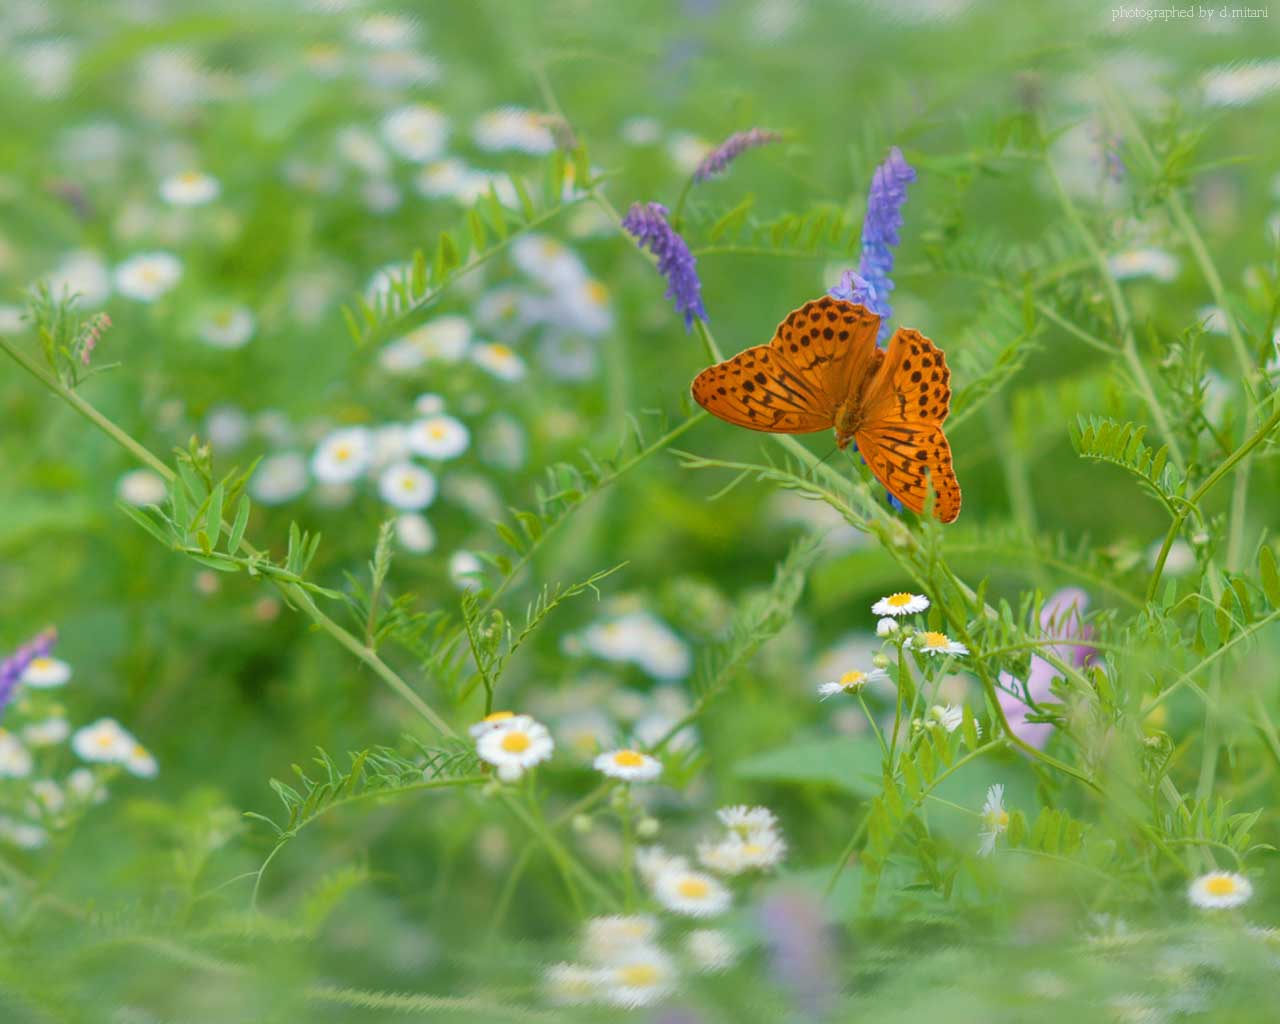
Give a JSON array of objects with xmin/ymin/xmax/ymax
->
[
  {"xmin": 693, "ymin": 127, "xmax": 781, "ymax": 183},
  {"xmin": 0, "ymin": 627, "xmax": 58, "ymax": 718},
  {"xmin": 622, "ymin": 201, "xmax": 708, "ymax": 330},
  {"xmin": 829, "ymin": 145, "xmax": 917, "ymax": 342},
  {"xmin": 998, "ymin": 589, "xmax": 1095, "ymax": 749}
]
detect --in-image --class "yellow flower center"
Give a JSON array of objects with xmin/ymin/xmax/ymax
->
[
  {"xmin": 586, "ymin": 280, "xmax": 608, "ymax": 304},
  {"xmin": 400, "ymin": 476, "xmax": 418, "ymax": 491},
  {"xmin": 179, "ymin": 171, "xmax": 202, "ymax": 184},
  {"xmin": 887, "ymin": 593, "xmax": 914, "ymax": 607},
  {"xmin": 30, "ymin": 658, "xmax": 52, "ymax": 671},
  {"xmin": 500, "ymin": 731, "xmax": 531, "ymax": 753},
  {"xmin": 921, "ymin": 631, "xmax": 949, "ymax": 649},
  {"xmin": 483, "ymin": 711, "xmax": 514, "ymax": 724},
  {"xmin": 540, "ymin": 239, "xmax": 563, "ymax": 258},
  {"xmin": 334, "ymin": 444, "xmax": 352, "ymax": 462},
  {"xmin": 139, "ymin": 267, "xmax": 162, "ymax": 283},
  {"xmin": 618, "ymin": 964, "xmax": 659, "ymax": 988},
  {"xmin": 96, "ymin": 732, "xmax": 114, "ymax": 749},
  {"xmin": 677, "ymin": 877, "xmax": 709, "ymax": 899},
  {"xmin": 428, "ymin": 424, "xmax": 447, "ymax": 439},
  {"xmin": 613, "ymin": 750, "xmax": 645, "ymax": 767},
  {"xmin": 839, "ymin": 670, "xmax": 866, "ymax": 688},
  {"xmin": 1204, "ymin": 875, "xmax": 1238, "ymax": 896},
  {"xmin": 490, "ymin": 344, "xmax": 513, "ymax": 360},
  {"xmin": 742, "ymin": 842, "xmax": 763, "ymax": 856}
]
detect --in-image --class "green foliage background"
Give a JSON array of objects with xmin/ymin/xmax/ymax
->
[{"xmin": 2, "ymin": 0, "xmax": 1279, "ymax": 1020}]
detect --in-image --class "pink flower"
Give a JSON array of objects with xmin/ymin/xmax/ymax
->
[{"xmin": 998, "ymin": 588, "xmax": 1093, "ymax": 748}]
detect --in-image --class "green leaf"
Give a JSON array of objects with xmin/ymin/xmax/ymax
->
[
  {"xmin": 205, "ymin": 483, "xmax": 224, "ymax": 549},
  {"xmin": 1261, "ymin": 545, "xmax": 1280, "ymax": 607},
  {"xmin": 117, "ymin": 501, "xmax": 175, "ymax": 547},
  {"xmin": 735, "ymin": 736, "xmax": 882, "ymax": 796},
  {"xmin": 228, "ymin": 495, "xmax": 251, "ymax": 554}
]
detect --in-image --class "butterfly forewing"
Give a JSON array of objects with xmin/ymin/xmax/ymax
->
[
  {"xmin": 691, "ymin": 297, "xmax": 880, "ymax": 435},
  {"xmin": 854, "ymin": 327, "xmax": 962, "ymax": 523}
]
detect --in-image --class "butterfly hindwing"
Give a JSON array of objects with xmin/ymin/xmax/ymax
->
[
  {"xmin": 854, "ymin": 327, "xmax": 962, "ymax": 523},
  {"xmin": 691, "ymin": 296, "xmax": 881, "ymax": 435}
]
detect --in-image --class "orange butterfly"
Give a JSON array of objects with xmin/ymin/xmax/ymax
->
[{"xmin": 690, "ymin": 295, "xmax": 961, "ymax": 523}]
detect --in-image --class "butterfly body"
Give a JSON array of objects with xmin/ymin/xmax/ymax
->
[{"xmin": 690, "ymin": 296, "xmax": 961, "ymax": 523}]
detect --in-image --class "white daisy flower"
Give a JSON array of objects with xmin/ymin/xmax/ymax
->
[
  {"xmin": 471, "ymin": 341, "xmax": 526, "ymax": 381},
  {"xmin": 449, "ymin": 550, "xmax": 484, "ymax": 591},
  {"xmin": 377, "ymin": 462, "xmax": 436, "ymax": 510},
  {"xmin": 635, "ymin": 845, "xmax": 688, "ymax": 886},
  {"xmin": 364, "ymin": 49, "xmax": 441, "ymax": 89},
  {"xmin": 20, "ymin": 656, "xmax": 72, "ymax": 688},
  {"xmin": 28, "ymin": 779, "xmax": 65, "ymax": 816},
  {"xmin": 817, "ymin": 667, "xmax": 888, "ymax": 700},
  {"xmin": 334, "ymin": 125, "xmax": 390, "ymax": 176},
  {"xmin": 46, "ymin": 249, "xmax": 111, "ymax": 306},
  {"xmin": 685, "ymin": 929, "xmax": 737, "ymax": 973},
  {"xmin": 198, "ymin": 305, "xmax": 255, "ymax": 349},
  {"xmin": 876, "ymin": 617, "xmax": 899, "ymax": 637},
  {"xmin": 580, "ymin": 612, "xmax": 690, "ymax": 680},
  {"xmin": 543, "ymin": 963, "xmax": 602, "ymax": 1006},
  {"xmin": 311, "ymin": 427, "xmax": 374, "ymax": 484},
  {"xmin": 652, "ymin": 867, "xmax": 731, "ymax": 918},
  {"xmin": 205, "ymin": 405, "xmax": 250, "ymax": 451},
  {"xmin": 381, "ymin": 104, "xmax": 448, "ymax": 163},
  {"xmin": 71, "ymin": 718, "xmax": 135, "ymax": 764},
  {"xmin": 249, "ymin": 452, "xmax": 308, "ymax": 505},
  {"xmin": 669, "ymin": 132, "xmax": 711, "ymax": 175},
  {"xmin": 407, "ymin": 415, "xmax": 469, "ymax": 460},
  {"xmin": 583, "ymin": 915, "xmax": 659, "ymax": 964},
  {"xmin": 353, "ymin": 13, "xmax": 419, "ymax": 48},
  {"xmin": 1202, "ymin": 59, "xmax": 1280, "ymax": 107},
  {"xmin": 511, "ymin": 235, "xmax": 586, "ymax": 290},
  {"xmin": 116, "ymin": 469, "xmax": 168, "ymax": 507},
  {"xmin": 159, "ymin": 170, "xmax": 220, "ymax": 206},
  {"xmin": 915, "ymin": 631, "xmax": 969, "ymax": 657},
  {"xmin": 1108, "ymin": 247, "xmax": 1180, "ymax": 282},
  {"xmin": 22, "ymin": 717, "xmax": 70, "ymax": 747},
  {"xmin": 716, "ymin": 805, "xmax": 778, "ymax": 838},
  {"xmin": 126, "ymin": 742, "xmax": 158, "ymax": 779},
  {"xmin": 394, "ymin": 513, "xmax": 435, "ymax": 553},
  {"xmin": 114, "ymin": 252, "xmax": 182, "ymax": 302},
  {"xmin": 379, "ymin": 316, "xmax": 472, "ymax": 374},
  {"xmin": 468, "ymin": 710, "xmax": 520, "ymax": 739},
  {"xmin": 554, "ymin": 278, "xmax": 614, "ymax": 337},
  {"xmin": 601, "ymin": 948, "xmax": 675, "ymax": 1009},
  {"xmin": 697, "ymin": 831, "xmax": 787, "ymax": 875},
  {"xmin": 361, "ymin": 179, "xmax": 402, "ymax": 214},
  {"xmin": 475, "ymin": 714, "xmax": 554, "ymax": 782},
  {"xmin": 67, "ymin": 767, "xmax": 107, "ymax": 804},
  {"xmin": 370, "ymin": 425, "xmax": 411, "ymax": 468},
  {"xmin": 0, "ymin": 817, "xmax": 48, "ymax": 850},
  {"xmin": 926, "ymin": 704, "xmax": 964, "ymax": 734},
  {"xmin": 414, "ymin": 158, "xmax": 472, "ymax": 200},
  {"xmin": 871, "ymin": 591, "xmax": 930, "ymax": 617},
  {"xmin": 621, "ymin": 116, "xmax": 662, "ymax": 146},
  {"xmin": 1197, "ymin": 304, "xmax": 1230, "ymax": 336},
  {"xmin": 473, "ymin": 107, "xmax": 556, "ymax": 155},
  {"xmin": 415, "ymin": 393, "xmax": 446, "ymax": 416},
  {"xmin": 0, "ymin": 732, "xmax": 34, "ymax": 778},
  {"xmin": 593, "ymin": 748, "xmax": 662, "ymax": 782},
  {"xmin": 1188, "ymin": 871, "xmax": 1253, "ymax": 909},
  {"xmin": 978, "ymin": 783, "xmax": 1009, "ymax": 857}
]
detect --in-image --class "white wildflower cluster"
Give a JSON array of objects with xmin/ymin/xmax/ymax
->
[
  {"xmin": 0, "ymin": 644, "xmax": 155, "ymax": 850},
  {"xmin": 471, "ymin": 711, "xmax": 554, "ymax": 783},
  {"xmin": 696, "ymin": 805, "xmax": 788, "ymax": 876}
]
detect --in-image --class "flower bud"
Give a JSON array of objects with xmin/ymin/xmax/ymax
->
[
  {"xmin": 872, "ymin": 653, "xmax": 891, "ymax": 669},
  {"xmin": 636, "ymin": 816, "xmax": 660, "ymax": 839},
  {"xmin": 876, "ymin": 618, "xmax": 899, "ymax": 637}
]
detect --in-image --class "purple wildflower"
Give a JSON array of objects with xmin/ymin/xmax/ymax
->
[
  {"xmin": 693, "ymin": 128, "xmax": 781, "ymax": 183},
  {"xmin": 998, "ymin": 589, "xmax": 1095, "ymax": 749},
  {"xmin": 0, "ymin": 627, "xmax": 58, "ymax": 718},
  {"xmin": 830, "ymin": 145, "xmax": 917, "ymax": 342},
  {"xmin": 757, "ymin": 888, "xmax": 837, "ymax": 1019},
  {"xmin": 622, "ymin": 201, "xmax": 707, "ymax": 330}
]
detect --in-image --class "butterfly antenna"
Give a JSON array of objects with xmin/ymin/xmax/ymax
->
[{"xmin": 804, "ymin": 444, "xmax": 841, "ymax": 481}]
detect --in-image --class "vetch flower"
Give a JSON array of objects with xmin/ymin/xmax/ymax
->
[
  {"xmin": 114, "ymin": 252, "xmax": 181, "ymax": 302},
  {"xmin": 829, "ymin": 146, "xmax": 916, "ymax": 340},
  {"xmin": 998, "ymin": 588, "xmax": 1095, "ymax": 749},
  {"xmin": 817, "ymin": 667, "xmax": 888, "ymax": 700},
  {"xmin": 159, "ymin": 170, "xmax": 220, "ymax": 205},
  {"xmin": 915, "ymin": 631, "xmax": 969, "ymax": 657},
  {"xmin": 407, "ymin": 415, "xmax": 469, "ymax": 460},
  {"xmin": 475, "ymin": 714, "xmax": 554, "ymax": 781},
  {"xmin": 1188, "ymin": 871, "xmax": 1253, "ymax": 909},
  {"xmin": 652, "ymin": 866, "xmax": 731, "ymax": 917},
  {"xmin": 978, "ymin": 783, "xmax": 1009, "ymax": 856},
  {"xmin": 872, "ymin": 591, "xmax": 929, "ymax": 617},
  {"xmin": 377, "ymin": 462, "xmax": 437, "ymax": 510},
  {"xmin": 311, "ymin": 427, "xmax": 373, "ymax": 484},
  {"xmin": 693, "ymin": 127, "xmax": 781, "ymax": 182},
  {"xmin": 593, "ymin": 748, "xmax": 662, "ymax": 782},
  {"xmin": 621, "ymin": 202, "xmax": 706, "ymax": 330},
  {"xmin": 1, "ymin": 627, "xmax": 58, "ymax": 712}
]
